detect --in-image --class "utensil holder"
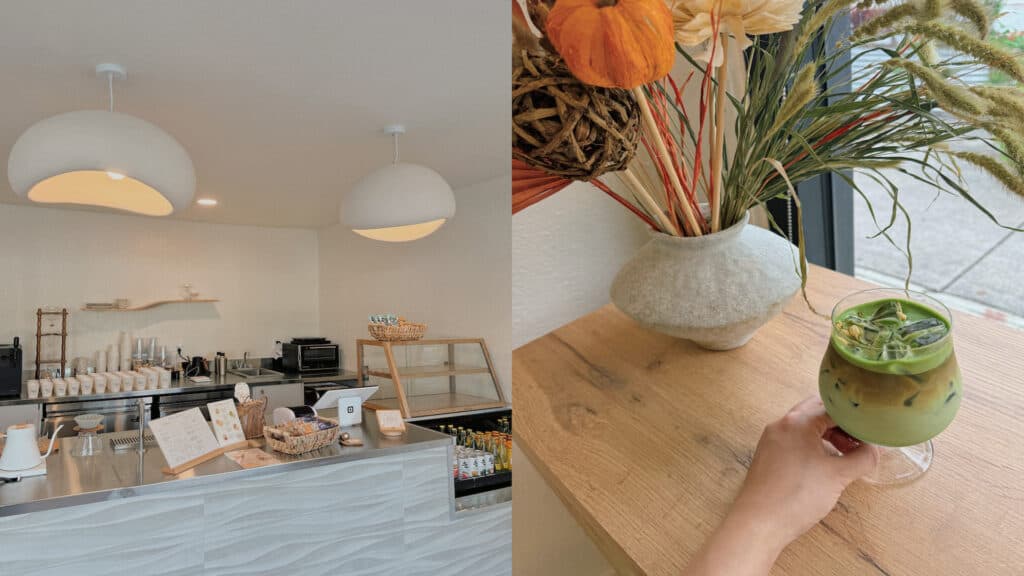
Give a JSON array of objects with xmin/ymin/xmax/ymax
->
[{"xmin": 237, "ymin": 397, "xmax": 268, "ymax": 439}]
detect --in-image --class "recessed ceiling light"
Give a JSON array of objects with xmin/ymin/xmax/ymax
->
[
  {"xmin": 196, "ymin": 198, "xmax": 218, "ymax": 206},
  {"xmin": 105, "ymin": 171, "xmax": 126, "ymax": 181}
]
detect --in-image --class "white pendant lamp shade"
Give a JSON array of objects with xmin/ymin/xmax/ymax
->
[
  {"xmin": 7, "ymin": 64, "xmax": 195, "ymax": 216},
  {"xmin": 340, "ymin": 126, "xmax": 455, "ymax": 242}
]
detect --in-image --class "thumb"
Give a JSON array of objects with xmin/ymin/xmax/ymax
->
[{"xmin": 832, "ymin": 443, "xmax": 879, "ymax": 483}]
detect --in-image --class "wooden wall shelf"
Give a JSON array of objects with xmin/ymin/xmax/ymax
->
[{"xmin": 81, "ymin": 299, "xmax": 219, "ymax": 312}]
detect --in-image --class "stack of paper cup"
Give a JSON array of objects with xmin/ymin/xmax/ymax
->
[
  {"xmin": 119, "ymin": 332, "xmax": 131, "ymax": 371},
  {"xmin": 157, "ymin": 368, "xmax": 171, "ymax": 389},
  {"xmin": 107, "ymin": 346, "xmax": 118, "ymax": 375},
  {"xmin": 107, "ymin": 372, "xmax": 121, "ymax": 393},
  {"xmin": 142, "ymin": 367, "xmax": 158, "ymax": 390}
]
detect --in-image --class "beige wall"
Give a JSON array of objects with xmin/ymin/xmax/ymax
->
[
  {"xmin": 318, "ymin": 175, "xmax": 512, "ymax": 399},
  {"xmin": 512, "ymin": 181, "xmax": 647, "ymax": 576},
  {"xmin": 0, "ymin": 203, "xmax": 320, "ymax": 370}
]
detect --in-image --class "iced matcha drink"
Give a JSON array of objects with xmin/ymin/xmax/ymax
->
[{"xmin": 819, "ymin": 296, "xmax": 962, "ymax": 447}]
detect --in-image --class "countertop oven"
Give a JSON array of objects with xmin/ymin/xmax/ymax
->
[{"xmin": 282, "ymin": 339, "xmax": 340, "ymax": 373}]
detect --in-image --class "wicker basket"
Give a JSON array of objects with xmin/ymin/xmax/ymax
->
[
  {"xmin": 236, "ymin": 397, "xmax": 268, "ymax": 440},
  {"xmin": 368, "ymin": 322, "xmax": 426, "ymax": 341},
  {"xmin": 263, "ymin": 417, "xmax": 341, "ymax": 455}
]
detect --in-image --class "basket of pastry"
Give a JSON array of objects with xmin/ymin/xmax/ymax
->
[
  {"xmin": 263, "ymin": 416, "xmax": 340, "ymax": 455},
  {"xmin": 368, "ymin": 313, "xmax": 426, "ymax": 341}
]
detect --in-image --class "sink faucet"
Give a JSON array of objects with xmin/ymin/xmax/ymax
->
[{"xmin": 233, "ymin": 352, "xmax": 249, "ymax": 370}]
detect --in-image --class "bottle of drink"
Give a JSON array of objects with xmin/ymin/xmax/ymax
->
[
  {"xmin": 493, "ymin": 439, "xmax": 504, "ymax": 472},
  {"xmin": 484, "ymin": 449, "xmax": 495, "ymax": 475}
]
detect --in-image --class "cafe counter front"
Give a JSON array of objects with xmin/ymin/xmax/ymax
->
[{"xmin": 0, "ymin": 408, "xmax": 511, "ymax": 575}]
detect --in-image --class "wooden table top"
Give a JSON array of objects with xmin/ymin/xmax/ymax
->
[{"xmin": 513, "ymin": 266, "xmax": 1024, "ymax": 576}]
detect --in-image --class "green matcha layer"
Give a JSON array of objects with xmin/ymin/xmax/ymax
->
[{"xmin": 831, "ymin": 298, "xmax": 952, "ymax": 375}]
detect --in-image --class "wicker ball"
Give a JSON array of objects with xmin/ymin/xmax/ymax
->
[{"xmin": 512, "ymin": 50, "xmax": 641, "ymax": 180}]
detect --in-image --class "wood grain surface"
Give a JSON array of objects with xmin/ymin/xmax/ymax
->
[{"xmin": 513, "ymin": 266, "xmax": 1024, "ymax": 575}]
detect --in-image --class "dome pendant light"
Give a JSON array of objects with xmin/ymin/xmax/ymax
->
[
  {"xmin": 340, "ymin": 125, "xmax": 455, "ymax": 242},
  {"xmin": 7, "ymin": 63, "xmax": 195, "ymax": 216}
]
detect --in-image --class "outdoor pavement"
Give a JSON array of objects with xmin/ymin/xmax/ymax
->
[{"xmin": 853, "ymin": 139, "xmax": 1024, "ymax": 330}]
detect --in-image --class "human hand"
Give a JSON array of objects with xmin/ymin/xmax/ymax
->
[
  {"xmin": 730, "ymin": 396, "xmax": 879, "ymax": 551},
  {"xmin": 682, "ymin": 396, "xmax": 879, "ymax": 576}
]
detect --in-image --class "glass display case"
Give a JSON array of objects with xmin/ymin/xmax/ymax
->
[{"xmin": 357, "ymin": 338, "xmax": 506, "ymax": 419}]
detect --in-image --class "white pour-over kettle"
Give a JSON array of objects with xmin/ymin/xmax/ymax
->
[{"xmin": 0, "ymin": 423, "xmax": 63, "ymax": 471}]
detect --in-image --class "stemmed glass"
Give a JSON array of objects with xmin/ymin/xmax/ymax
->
[{"xmin": 819, "ymin": 288, "xmax": 962, "ymax": 485}]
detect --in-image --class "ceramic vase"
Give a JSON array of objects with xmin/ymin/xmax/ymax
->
[{"xmin": 610, "ymin": 211, "xmax": 800, "ymax": 350}]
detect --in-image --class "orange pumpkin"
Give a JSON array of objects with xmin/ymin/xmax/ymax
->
[{"xmin": 545, "ymin": 0, "xmax": 675, "ymax": 89}]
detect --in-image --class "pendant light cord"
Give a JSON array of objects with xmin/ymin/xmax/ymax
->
[
  {"xmin": 392, "ymin": 131, "xmax": 400, "ymax": 165},
  {"xmin": 108, "ymin": 72, "xmax": 114, "ymax": 113}
]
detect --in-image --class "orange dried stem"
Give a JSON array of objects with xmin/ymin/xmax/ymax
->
[{"xmin": 632, "ymin": 86, "xmax": 704, "ymax": 236}]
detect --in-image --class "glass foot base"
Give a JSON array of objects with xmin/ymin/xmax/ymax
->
[{"xmin": 863, "ymin": 440, "xmax": 933, "ymax": 485}]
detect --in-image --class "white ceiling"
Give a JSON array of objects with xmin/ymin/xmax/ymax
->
[{"xmin": 0, "ymin": 1, "xmax": 511, "ymax": 228}]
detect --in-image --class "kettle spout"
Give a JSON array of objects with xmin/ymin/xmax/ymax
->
[{"xmin": 42, "ymin": 424, "xmax": 64, "ymax": 459}]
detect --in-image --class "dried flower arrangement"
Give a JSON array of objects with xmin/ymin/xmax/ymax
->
[{"xmin": 513, "ymin": 0, "xmax": 1024, "ymax": 286}]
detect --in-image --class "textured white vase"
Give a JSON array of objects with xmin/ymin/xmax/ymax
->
[{"xmin": 610, "ymin": 211, "xmax": 800, "ymax": 350}]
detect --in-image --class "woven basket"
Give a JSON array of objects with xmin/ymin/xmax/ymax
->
[
  {"xmin": 236, "ymin": 397, "xmax": 268, "ymax": 440},
  {"xmin": 368, "ymin": 323, "xmax": 426, "ymax": 342},
  {"xmin": 263, "ymin": 417, "xmax": 340, "ymax": 455},
  {"xmin": 512, "ymin": 50, "xmax": 640, "ymax": 180}
]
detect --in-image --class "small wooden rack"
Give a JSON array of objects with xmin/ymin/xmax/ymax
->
[
  {"xmin": 357, "ymin": 338, "xmax": 506, "ymax": 419},
  {"xmin": 35, "ymin": 308, "xmax": 68, "ymax": 379}
]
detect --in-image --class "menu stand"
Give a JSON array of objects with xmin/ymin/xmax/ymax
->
[{"xmin": 161, "ymin": 439, "xmax": 258, "ymax": 475}]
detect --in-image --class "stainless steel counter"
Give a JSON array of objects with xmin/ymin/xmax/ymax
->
[
  {"xmin": 0, "ymin": 369, "xmax": 360, "ymax": 407},
  {"xmin": 0, "ymin": 408, "xmax": 450, "ymax": 517}
]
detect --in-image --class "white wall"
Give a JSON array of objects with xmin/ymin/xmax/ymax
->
[
  {"xmin": 0, "ymin": 204, "xmax": 319, "ymax": 371},
  {"xmin": 318, "ymin": 175, "xmax": 511, "ymax": 399},
  {"xmin": 512, "ymin": 181, "xmax": 647, "ymax": 348}
]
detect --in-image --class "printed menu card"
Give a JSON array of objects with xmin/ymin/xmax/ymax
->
[
  {"xmin": 148, "ymin": 408, "xmax": 221, "ymax": 470},
  {"xmin": 208, "ymin": 399, "xmax": 246, "ymax": 446}
]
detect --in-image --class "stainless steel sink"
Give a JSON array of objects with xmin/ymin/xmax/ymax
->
[{"xmin": 228, "ymin": 366, "xmax": 284, "ymax": 380}]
